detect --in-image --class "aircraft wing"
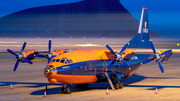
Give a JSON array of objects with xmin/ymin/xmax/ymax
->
[{"xmin": 130, "ymin": 49, "xmax": 180, "ymax": 54}]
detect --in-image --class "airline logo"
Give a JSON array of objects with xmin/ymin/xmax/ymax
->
[{"xmin": 143, "ymin": 21, "xmax": 148, "ymax": 33}]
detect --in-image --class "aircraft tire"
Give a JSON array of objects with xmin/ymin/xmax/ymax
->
[
  {"xmin": 114, "ymin": 82, "xmax": 119, "ymax": 89},
  {"xmin": 66, "ymin": 87, "xmax": 71, "ymax": 94},
  {"xmin": 119, "ymin": 81, "xmax": 123, "ymax": 89}
]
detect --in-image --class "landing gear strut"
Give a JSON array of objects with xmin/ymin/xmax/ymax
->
[{"xmin": 61, "ymin": 84, "xmax": 71, "ymax": 94}]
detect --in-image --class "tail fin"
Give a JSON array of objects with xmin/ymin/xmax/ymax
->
[{"xmin": 128, "ymin": 7, "xmax": 151, "ymax": 48}]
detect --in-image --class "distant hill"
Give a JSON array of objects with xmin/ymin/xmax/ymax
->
[{"xmin": 0, "ymin": 0, "xmax": 160, "ymax": 38}]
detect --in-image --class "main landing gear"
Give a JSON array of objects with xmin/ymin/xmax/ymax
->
[
  {"xmin": 104, "ymin": 72, "xmax": 124, "ymax": 90},
  {"xmin": 113, "ymin": 81, "xmax": 123, "ymax": 89},
  {"xmin": 61, "ymin": 84, "xmax": 71, "ymax": 94}
]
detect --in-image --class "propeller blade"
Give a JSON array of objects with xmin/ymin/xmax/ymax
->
[
  {"xmin": 48, "ymin": 58, "xmax": 51, "ymax": 63},
  {"xmin": 142, "ymin": 58, "xmax": 154, "ymax": 64},
  {"xmin": 20, "ymin": 41, "xmax": 27, "ymax": 54},
  {"xmin": 107, "ymin": 59, "xmax": 116, "ymax": 70},
  {"xmin": 105, "ymin": 44, "xmax": 115, "ymax": 54},
  {"xmin": 13, "ymin": 60, "xmax": 20, "ymax": 72},
  {"xmin": 119, "ymin": 43, "xmax": 129, "ymax": 54},
  {"xmin": 36, "ymin": 54, "xmax": 46, "ymax": 58},
  {"xmin": 160, "ymin": 49, "xmax": 172, "ymax": 56},
  {"xmin": 120, "ymin": 59, "xmax": 130, "ymax": 70},
  {"xmin": 48, "ymin": 39, "xmax": 51, "ymax": 54},
  {"xmin": 157, "ymin": 59, "xmax": 164, "ymax": 74},
  {"xmin": 150, "ymin": 40, "xmax": 156, "ymax": 54},
  {"xmin": 22, "ymin": 57, "xmax": 33, "ymax": 65},
  {"xmin": 7, "ymin": 49, "xmax": 18, "ymax": 57}
]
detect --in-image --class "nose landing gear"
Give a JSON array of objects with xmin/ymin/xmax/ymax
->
[{"xmin": 61, "ymin": 84, "xmax": 71, "ymax": 94}]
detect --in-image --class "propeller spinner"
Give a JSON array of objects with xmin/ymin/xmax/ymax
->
[
  {"xmin": 36, "ymin": 39, "xmax": 54, "ymax": 63},
  {"xmin": 142, "ymin": 39, "xmax": 172, "ymax": 74},
  {"xmin": 7, "ymin": 41, "xmax": 34, "ymax": 72},
  {"xmin": 105, "ymin": 43, "xmax": 130, "ymax": 71}
]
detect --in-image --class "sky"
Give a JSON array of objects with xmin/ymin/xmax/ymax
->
[
  {"xmin": 0, "ymin": 0, "xmax": 180, "ymax": 38},
  {"xmin": 121, "ymin": 0, "xmax": 180, "ymax": 38}
]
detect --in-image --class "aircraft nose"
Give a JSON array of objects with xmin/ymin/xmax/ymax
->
[{"xmin": 44, "ymin": 65, "xmax": 56, "ymax": 78}]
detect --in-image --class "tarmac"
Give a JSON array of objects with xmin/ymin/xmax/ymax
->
[{"xmin": 0, "ymin": 38, "xmax": 180, "ymax": 101}]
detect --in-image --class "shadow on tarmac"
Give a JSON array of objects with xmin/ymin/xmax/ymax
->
[{"xmin": 1, "ymin": 74, "xmax": 180, "ymax": 95}]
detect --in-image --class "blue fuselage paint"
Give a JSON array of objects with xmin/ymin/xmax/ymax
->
[{"xmin": 49, "ymin": 53, "xmax": 151, "ymax": 82}]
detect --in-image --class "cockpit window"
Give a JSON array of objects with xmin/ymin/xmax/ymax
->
[
  {"xmin": 56, "ymin": 59, "xmax": 60, "ymax": 62},
  {"xmin": 49, "ymin": 58, "xmax": 73, "ymax": 64},
  {"xmin": 49, "ymin": 65, "xmax": 53, "ymax": 68},
  {"xmin": 64, "ymin": 49, "xmax": 76, "ymax": 53},
  {"xmin": 53, "ymin": 68, "xmax": 56, "ymax": 72},
  {"xmin": 52, "ymin": 59, "xmax": 56, "ymax": 62},
  {"xmin": 60, "ymin": 59, "xmax": 65, "ymax": 63},
  {"xmin": 69, "ymin": 60, "xmax": 73, "ymax": 64}
]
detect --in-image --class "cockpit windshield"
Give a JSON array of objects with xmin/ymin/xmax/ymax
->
[{"xmin": 50, "ymin": 58, "xmax": 73, "ymax": 64}]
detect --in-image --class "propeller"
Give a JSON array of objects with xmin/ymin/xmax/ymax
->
[
  {"xmin": 105, "ymin": 43, "xmax": 130, "ymax": 71},
  {"xmin": 36, "ymin": 39, "xmax": 54, "ymax": 63},
  {"xmin": 7, "ymin": 41, "xmax": 33, "ymax": 72},
  {"xmin": 142, "ymin": 39, "xmax": 172, "ymax": 74}
]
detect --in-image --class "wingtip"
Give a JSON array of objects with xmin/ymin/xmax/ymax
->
[
  {"xmin": 162, "ymin": 73, "xmax": 164, "ymax": 74},
  {"xmin": 13, "ymin": 71, "xmax": 15, "ymax": 72},
  {"xmin": 49, "ymin": 39, "xmax": 51, "ymax": 40},
  {"xmin": 149, "ymin": 39, "xmax": 152, "ymax": 41},
  {"xmin": 32, "ymin": 63, "xmax": 34, "ymax": 65},
  {"xmin": 128, "ymin": 43, "xmax": 130, "ymax": 45},
  {"xmin": 129, "ymin": 68, "xmax": 131, "ymax": 70},
  {"xmin": 25, "ymin": 41, "xmax": 27, "ymax": 43},
  {"xmin": 105, "ymin": 44, "xmax": 107, "ymax": 46},
  {"xmin": 106, "ymin": 69, "xmax": 108, "ymax": 71}
]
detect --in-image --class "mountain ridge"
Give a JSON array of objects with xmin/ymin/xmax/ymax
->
[{"xmin": 0, "ymin": 0, "xmax": 160, "ymax": 38}]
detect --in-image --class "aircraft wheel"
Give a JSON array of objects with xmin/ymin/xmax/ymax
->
[
  {"xmin": 114, "ymin": 82, "xmax": 119, "ymax": 89},
  {"xmin": 65, "ymin": 87, "xmax": 71, "ymax": 94},
  {"xmin": 119, "ymin": 81, "xmax": 123, "ymax": 89}
]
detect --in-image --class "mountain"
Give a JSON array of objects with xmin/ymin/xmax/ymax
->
[{"xmin": 0, "ymin": 0, "xmax": 160, "ymax": 38}]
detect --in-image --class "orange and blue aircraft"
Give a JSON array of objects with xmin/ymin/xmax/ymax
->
[{"xmin": 6, "ymin": 7, "xmax": 180, "ymax": 94}]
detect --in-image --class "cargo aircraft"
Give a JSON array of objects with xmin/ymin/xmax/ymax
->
[{"xmin": 6, "ymin": 7, "xmax": 180, "ymax": 94}]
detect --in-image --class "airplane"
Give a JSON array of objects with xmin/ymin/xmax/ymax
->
[{"xmin": 5, "ymin": 7, "xmax": 180, "ymax": 94}]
